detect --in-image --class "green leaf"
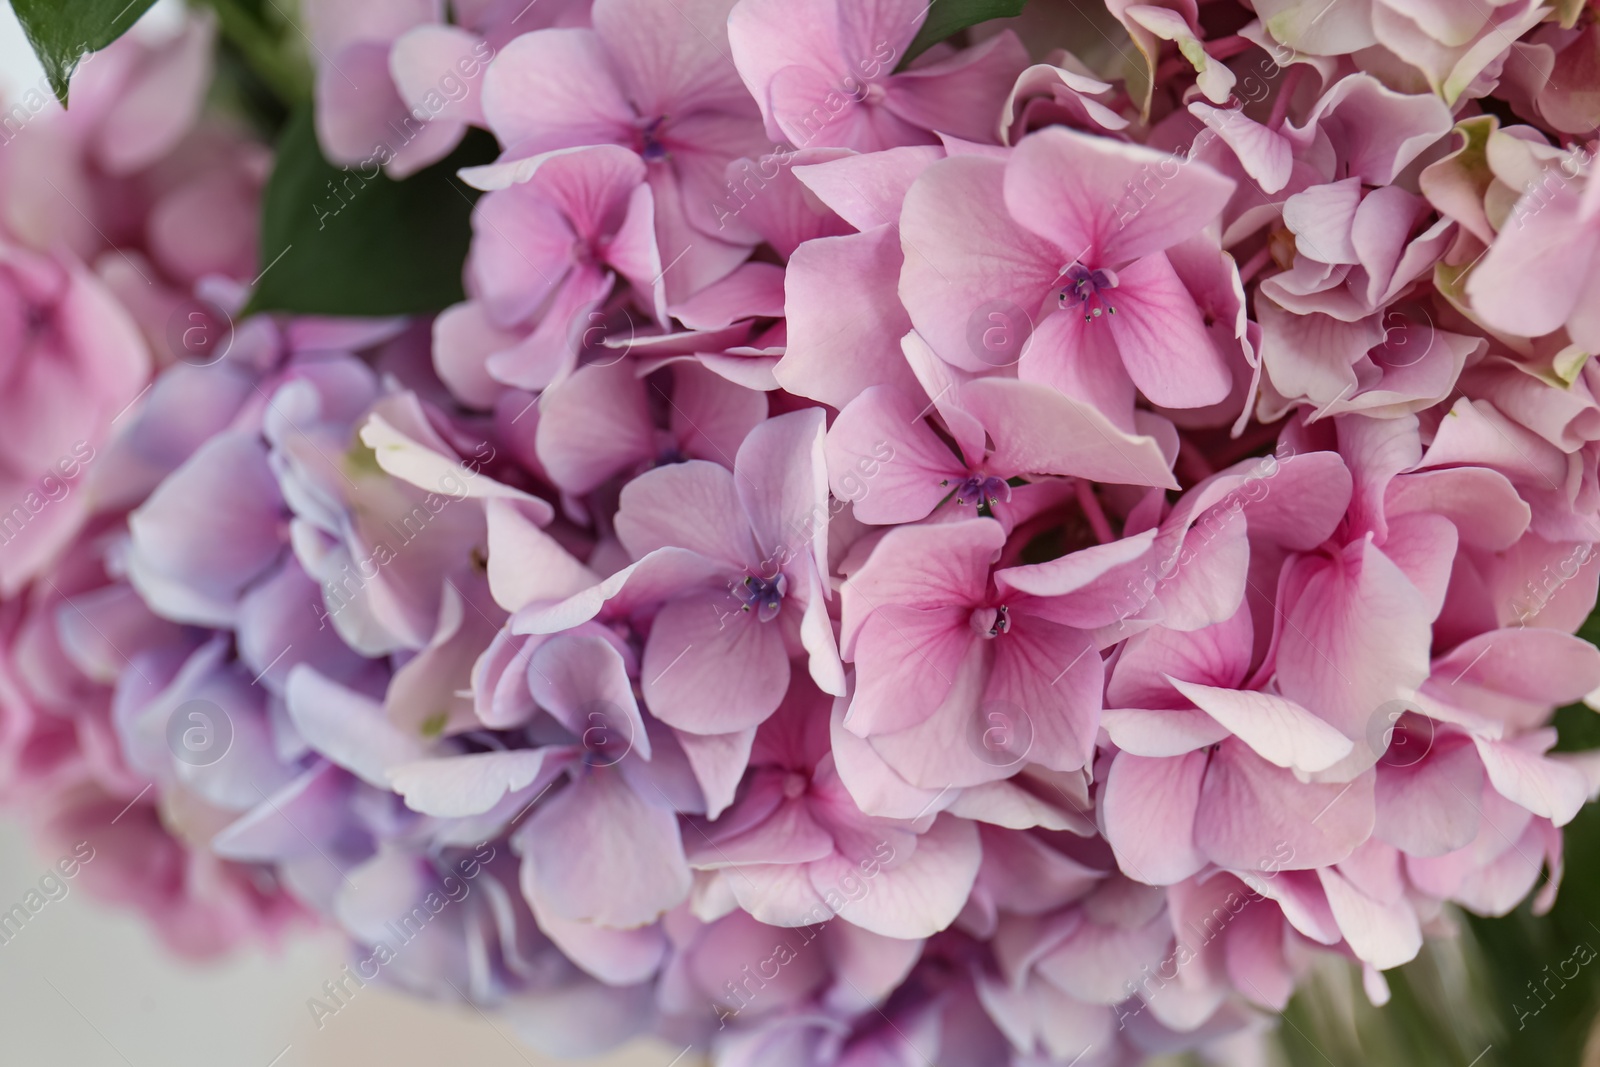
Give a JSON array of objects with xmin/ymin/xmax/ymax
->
[
  {"xmin": 899, "ymin": 0, "xmax": 1028, "ymax": 68},
  {"xmin": 198, "ymin": 0, "xmax": 313, "ymax": 108},
  {"xmin": 246, "ymin": 110, "xmax": 498, "ymax": 318},
  {"xmin": 11, "ymin": 0, "xmax": 160, "ymax": 104}
]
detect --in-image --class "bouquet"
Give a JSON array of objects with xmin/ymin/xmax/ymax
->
[{"xmin": 4, "ymin": 0, "xmax": 1600, "ymax": 1063}]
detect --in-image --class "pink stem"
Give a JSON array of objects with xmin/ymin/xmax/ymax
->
[
  {"xmin": 1207, "ymin": 35, "xmax": 1253, "ymax": 61},
  {"xmin": 1236, "ymin": 243, "xmax": 1273, "ymax": 286},
  {"xmin": 1075, "ymin": 480, "xmax": 1116, "ymax": 544},
  {"xmin": 1268, "ymin": 64, "xmax": 1306, "ymax": 131}
]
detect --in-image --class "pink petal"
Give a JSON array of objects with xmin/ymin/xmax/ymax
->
[
  {"xmin": 1105, "ymin": 253, "xmax": 1233, "ymax": 409},
  {"xmin": 1168, "ymin": 678, "xmax": 1355, "ymax": 773},
  {"xmin": 286, "ymin": 666, "xmax": 430, "ymax": 789},
  {"xmin": 963, "ymin": 377, "xmax": 1179, "ymax": 488},
  {"xmin": 592, "ymin": 0, "xmax": 752, "ymax": 117},
  {"xmin": 734, "ymin": 407, "xmax": 829, "ymax": 575},
  {"xmin": 767, "ymin": 64, "xmax": 926, "ymax": 151},
  {"xmin": 826, "ymin": 386, "xmax": 966, "ymax": 524},
  {"xmin": 1373, "ymin": 735, "xmax": 1483, "ymax": 856},
  {"xmin": 515, "ymin": 769, "xmax": 691, "ymax": 926},
  {"xmin": 1188, "ymin": 102, "xmax": 1293, "ymax": 194},
  {"xmin": 671, "ymin": 362, "xmax": 769, "ymax": 463},
  {"xmin": 987, "ymin": 617, "xmax": 1103, "ymax": 772},
  {"xmin": 1472, "ymin": 736, "xmax": 1589, "ymax": 826},
  {"xmin": 529, "ymin": 632, "xmax": 651, "ymax": 756},
  {"xmin": 677, "ymin": 727, "xmax": 757, "ymax": 820},
  {"xmin": 1101, "ymin": 707, "xmax": 1231, "ymax": 755},
  {"xmin": 692, "ymin": 796, "xmax": 836, "ymax": 868},
  {"xmin": 314, "ymin": 42, "xmax": 410, "ymax": 168},
  {"xmin": 528, "ymin": 896, "xmax": 668, "ymax": 985},
  {"xmin": 1276, "ymin": 539, "xmax": 1433, "ymax": 743},
  {"xmin": 616, "ymin": 460, "xmax": 758, "ymax": 570},
  {"xmin": 881, "ymin": 30, "xmax": 1030, "ymax": 145},
  {"xmin": 809, "ymin": 814, "xmax": 981, "ymax": 939},
  {"xmin": 1317, "ymin": 865, "xmax": 1421, "ymax": 969},
  {"xmin": 1101, "ymin": 751, "xmax": 1208, "ymax": 884},
  {"xmin": 727, "ymin": 0, "xmax": 848, "ymax": 142},
  {"xmin": 481, "ymin": 29, "xmax": 634, "ymax": 154},
  {"xmin": 1016, "ymin": 297, "xmax": 1139, "ymax": 425},
  {"xmin": 1281, "ymin": 178, "xmax": 1362, "ymax": 265},
  {"xmin": 1196, "ymin": 743, "xmax": 1375, "ymax": 871},
  {"xmin": 841, "ymin": 517, "xmax": 1003, "ymax": 648},
  {"xmin": 775, "ymin": 227, "xmax": 922, "ymax": 408},
  {"xmin": 641, "ymin": 594, "xmax": 791, "ymax": 733},
  {"xmin": 468, "ymin": 185, "xmax": 577, "ymax": 326},
  {"xmin": 534, "ymin": 360, "xmax": 654, "ymax": 494},
  {"xmin": 793, "ymin": 146, "xmax": 945, "ymax": 230},
  {"xmin": 390, "ymin": 25, "xmax": 488, "ymax": 128},
  {"xmin": 671, "ymin": 261, "xmax": 786, "ymax": 329},
  {"xmin": 846, "ymin": 605, "xmax": 976, "ymax": 737},
  {"xmin": 1467, "ymin": 184, "xmax": 1597, "ymax": 340},
  {"xmin": 485, "ymin": 500, "xmax": 598, "ymax": 613},
  {"xmin": 829, "ymin": 697, "xmax": 950, "ymax": 820},
  {"xmin": 1004, "ymin": 126, "xmax": 1235, "ymax": 265},
  {"xmin": 898, "ymin": 154, "xmax": 1062, "ymax": 373},
  {"xmin": 389, "ymin": 750, "xmax": 559, "ymax": 817},
  {"xmin": 433, "ymin": 301, "xmax": 519, "ymax": 409},
  {"xmin": 514, "ymin": 547, "xmax": 731, "ymax": 634}
]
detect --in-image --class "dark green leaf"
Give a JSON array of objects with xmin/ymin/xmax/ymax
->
[
  {"xmin": 899, "ymin": 0, "xmax": 1028, "ymax": 68},
  {"xmin": 198, "ymin": 0, "xmax": 312, "ymax": 107},
  {"xmin": 11, "ymin": 0, "xmax": 160, "ymax": 104},
  {"xmin": 246, "ymin": 110, "xmax": 497, "ymax": 318}
]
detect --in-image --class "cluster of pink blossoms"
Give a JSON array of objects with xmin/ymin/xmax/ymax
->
[{"xmin": 6, "ymin": 0, "xmax": 1600, "ymax": 1063}]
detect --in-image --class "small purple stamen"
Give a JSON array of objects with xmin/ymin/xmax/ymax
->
[
  {"xmin": 735, "ymin": 572, "xmax": 787, "ymax": 622},
  {"xmin": 638, "ymin": 116, "xmax": 669, "ymax": 162},
  {"xmin": 945, "ymin": 474, "xmax": 1012, "ymax": 509},
  {"xmin": 1056, "ymin": 262, "xmax": 1120, "ymax": 322}
]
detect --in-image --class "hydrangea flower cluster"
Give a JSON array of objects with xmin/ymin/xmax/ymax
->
[{"xmin": 5, "ymin": 0, "xmax": 1600, "ymax": 1063}]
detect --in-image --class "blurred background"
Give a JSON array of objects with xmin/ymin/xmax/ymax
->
[
  {"xmin": 0, "ymin": 817, "xmax": 673, "ymax": 1067},
  {"xmin": 4, "ymin": 3, "xmax": 1600, "ymax": 1065}
]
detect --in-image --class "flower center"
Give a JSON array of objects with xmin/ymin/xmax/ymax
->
[
  {"xmin": 574, "ymin": 235, "xmax": 610, "ymax": 267},
  {"xmin": 969, "ymin": 605, "xmax": 1011, "ymax": 639},
  {"xmin": 945, "ymin": 474, "xmax": 1011, "ymax": 509},
  {"xmin": 735, "ymin": 572, "xmax": 787, "ymax": 622},
  {"xmin": 1056, "ymin": 262, "xmax": 1119, "ymax": 322},
  {"xmin": 843, "ymin": 79, "xmax": 884, "ymax": 106},
  {"xmin": 637, "ymin": 116, "xmax": 670, "ymax": 162}
]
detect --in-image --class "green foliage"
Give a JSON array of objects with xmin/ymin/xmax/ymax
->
[
  {"xmin": 10, "ymin": 0, "xmax": 159, "ymax": 103},
  {"xmin": 899, "ymin": 0, "xmax": 1028, "ymax": 67},
  {"xmin": 246, "ymin": 111, "xmax": 497, "ymax": 317},
  {"xmin": 199, "ymin": 0, "xmax": 312, "ymax": 107}
]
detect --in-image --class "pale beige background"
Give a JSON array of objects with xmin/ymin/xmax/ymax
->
[{"xmin": 0, "ymin": 816, "xmax": 690, "ymax": 1067}]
